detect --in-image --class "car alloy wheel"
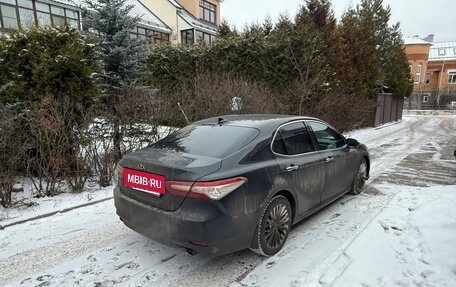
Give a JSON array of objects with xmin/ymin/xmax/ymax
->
[
  {"xmin": 352, "ymin": 159, "xmax": 367, "ymax": 194},
  {"xmin": 255, "ymin": 195, "xmax": 292, "ymax": 256}
]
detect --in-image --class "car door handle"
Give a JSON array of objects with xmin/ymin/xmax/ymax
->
[
  {"xmin": 286, "ymin": 165, "xmax": 299, "ymax": 172},
  {"xmin": 325, "ymin": 157, "xmax": 334, "ymax": 163}
]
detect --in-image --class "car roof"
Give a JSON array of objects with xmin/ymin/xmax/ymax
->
[{"xmin": 194, "ymin": 114, "xmax": 319, "ymax": 132}]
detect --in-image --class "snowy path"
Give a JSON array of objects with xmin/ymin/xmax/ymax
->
[{"xmin": 0, "ymin": 115, "xmax": 455, "ymax": 287}]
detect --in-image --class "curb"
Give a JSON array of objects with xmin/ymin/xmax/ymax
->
[{"xmin": 0, "ymin": 196, "xmax": 113, "ymax": 230}]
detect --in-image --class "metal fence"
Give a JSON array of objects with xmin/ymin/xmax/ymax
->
[
  {"xmin": 404, "ymin": 91, "xmax": 456, "ymax": 110},
  {"xmin": 375, "ymin": 93, "xmax": 404, "ymax": 127}
]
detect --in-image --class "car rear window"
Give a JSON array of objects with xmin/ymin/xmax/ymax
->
[{"xmin": 151, "ymin": 124, "xmax": 260, "ymax": 158}]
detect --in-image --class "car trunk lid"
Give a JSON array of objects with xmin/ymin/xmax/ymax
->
[{"xmin": 118, "ymin": 147, "xmax": 221, "ymax": 211}]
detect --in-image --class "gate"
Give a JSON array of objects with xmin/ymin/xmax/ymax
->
[{"xmin": 375, "ymin": 93, "xmax": 404, "ymax": 127}]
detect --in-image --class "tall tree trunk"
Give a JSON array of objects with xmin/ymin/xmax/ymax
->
[{"xmin": 112, "ymin": 117, "xmax": 122, "ymax": 163}]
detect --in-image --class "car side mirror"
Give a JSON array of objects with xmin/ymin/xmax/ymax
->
[{"xmin": 347, "ymin": 138, "xmax": 360, "ymax": 147}]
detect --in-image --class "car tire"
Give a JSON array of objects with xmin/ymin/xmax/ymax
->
[
  {"xmin": 252, "ymin": 195, "xmax": 292, "ymax": 256},
  {"xmin": 351, "ymin": 158, "xmax": 367, "ymax": 195}
]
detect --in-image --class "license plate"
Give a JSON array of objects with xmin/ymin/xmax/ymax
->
[{"xmin": 123, "ymin": 168, "xmax": 166, "ymax": 196}]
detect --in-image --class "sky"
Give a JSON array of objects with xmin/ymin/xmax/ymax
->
[{"xmin": 221, "ymin": 0, "xmax": 456, "ymax": 42}]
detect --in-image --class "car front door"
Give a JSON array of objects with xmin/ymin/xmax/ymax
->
[
  {"xmin": 272, "ymin": 121, "xmax": 326, "ymax": 215},
  {"xmin": 307, "ymin": 121, "xmax": 351, "ymax": 203}
]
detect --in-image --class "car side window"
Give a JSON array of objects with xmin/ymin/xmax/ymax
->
[
  {"xmin": 272, "ymin": 122, "xmax": 315, "ymax": 155},
  {"xmin": 307, "ymin": 121, "xmax": 345, "ymax": 150}
]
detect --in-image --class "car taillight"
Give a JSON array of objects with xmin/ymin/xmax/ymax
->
[
  {"xmin": 166, "ymin": 181, "xmax": 193, "ymax": 197},
  {"xmin": 167, "ymin": 177, "xmax": 247, "ymax": 200}
]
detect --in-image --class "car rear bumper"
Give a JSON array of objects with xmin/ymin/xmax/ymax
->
[{"xmin": 114, "ymin": 187, "xmax": 258, "ymax": 255}]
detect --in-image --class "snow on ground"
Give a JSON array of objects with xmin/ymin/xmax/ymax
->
[
  {"xmin": 332, "ymin": 184, "xmax": 456, "ymax": 287},
  {"xmin": 0, "ymin": 180, "xmax": 114, "ymax": 227},
  {"xmin": 234, "ymin": 184, "xmax": 456, "ymax": 287},
  {"xmin": 0, "ymin": 114, "xmax": 455, "ymax": 287}
]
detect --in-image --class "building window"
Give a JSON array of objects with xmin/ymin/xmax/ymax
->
[
  {"xmin": 422, "ymin": 93, "xmax": 429, "ymax": 103},
  {"xmin": 18, "ymin": 0, "xmax": 32, "ymax": 8},
  {"xmin": 438, "ymin": 48, "xmax": 446, "ymax": 56},
  {"xmin": 19, "ymin": 8, "xmax": 34, "ymax": 28},
  {"xmin": 196, "ymin": 30, "xmax": 215, "ymax": 44},
  {"xmin": 414, "ymin": 64, "xmax": 422, "ymax": 83},
  {"xmin": 130, "ymin": 26, "xmax": 170, "ymax": 44},
  {"xmin": 37, "ymin": 11, "xmax": 51, "ymax": 27},
  {"xmin": 181, "ymin": 29, "xmax": 194, "ymax": 44},
  {"xmin": 448, "ymin": 71, "xmax": 456, "ymax": 84},
  {"xmin": 199, "ymin": 0, "xmax": 216, "ymax": 24},
  {"xmin": 0, "ymin": 0, "xmax": 81, "ymax": 30},
  {"xmin": 0, "ymin": 4, "xmax": 19, "ymax": 29},
  {"xmin": 424, "ymin": 72, "xmax": 432, "ymax": 85},
  {"xmin": 51, "ymin": 5, "xmax": 66, "ymax": 27},
  {"xmin": 65, "ymin": 8, "xmax": 78, "ymax": 29},
  {"xmin": 137, "ymin": 27, "xmax": 147, "ymax": 39},
  {"xmin": 149, "ymin": 30, "xmax": 169, "ymax": 44}
]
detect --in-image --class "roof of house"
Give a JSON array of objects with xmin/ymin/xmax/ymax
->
[
  {"xmin": 167, "ymin": 0, "xmax": 182, "ymax": 8},
  {"xmin": 404, "ymin": 36, "xmax": 431, "ymax": 45},
  {"xmin": 429, "ymin": 42, "xmax": 456, "ymax": 61},
  {"xmin": 62, "ymin": 0, "xmax": 171, "ymax": 33},
  {"xmin": 177, "ymin": 8, "xmax": 218, "ymax": 34}
]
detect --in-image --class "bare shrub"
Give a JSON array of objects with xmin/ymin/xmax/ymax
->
[
  {"xmin": 0, "ymin": 105, "xmax": 26, "ymax": 207},
  {"xmin": 155, "ymin": 73, "xmax": 286, "ymax": 127},
  {"xmin": 24, "ymin": 95, "xmax": 92, "ymax": 196},
  {"xmin": 83, "ymin": 118, "xmax": 116, "ymax": 187},
  {"xmin": 305, "ymin": 92, "xmax": 377, "ymax": 132},
  {"xmin": 86, "ymin": 88, "xmax": 160, "ymax": 187}
]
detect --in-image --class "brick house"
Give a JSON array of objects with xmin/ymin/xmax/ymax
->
[{"xmin": 404, "ymin": 35, "xmax": 456, "ymax": 110}]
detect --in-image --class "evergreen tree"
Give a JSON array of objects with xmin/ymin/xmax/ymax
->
[
  {"xmin": 274, "ymin": 13, "xmax": 293, "ymax": 32},
  {"xmin": 340, "ymin": 4, "xmax": 380, "ymax": 98},
  {"xmin": 291, "ymin": 7, "xmax": 332, "ymax": 114},
  {"xmin": 383, "ymin": 23, "xmax": 413, "ymax": 97},
  {"xmin": 297, "ymin": 0, "xmax": 341, "ymax": 90},
  {"xmin": 304, "ymin": 0, "xmax": 334, "ymax": 29},
  {"xmin": 0, "ymin": 26, "xmax": 98, "ymax": 105},
  {"xmin": 83, "ymin": 0, "xmax": 149, "ymax": 90},
  {"xmin": 243, "ymin": 22, "xmax": 264, "ymax": 38},
  {"xmin": 340, "ymin": 0, "xmax": 412, "ymax": 98},
  {"xmin": 83, "ymin": 0, "xmax": 150, "ymax": 162},
  {"xmin": 262, "ymin": 16, "xmax": 273, "ymax": 36},
  {"xmin": 218, "ymin": 19, "xmax": 236, "ymax": 39}
]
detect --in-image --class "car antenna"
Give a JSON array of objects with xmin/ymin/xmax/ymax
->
[
  {"xmin": 217, "ymin": 117, "xmax": 227, "ymax": 125},
  {"xmin": 177, "ymin": 102, "xmax": 190, "ymax": 125}
]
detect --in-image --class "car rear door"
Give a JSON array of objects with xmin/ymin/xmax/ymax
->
[
  {"xmin": 306, "ymin": 121, "xmax": 351, "ymax": 203},
  {"xmin": 272, "ymin": 121, "xmax": 326, "ymax": 214}
]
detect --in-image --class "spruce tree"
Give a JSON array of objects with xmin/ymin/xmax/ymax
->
[
  {"xmin": 365, "ymin": 1, "xmax": 412, "ymax": 97},
  {"xmin": 218, "ymin": 20, "xmax": 235, "ymax": 39},
  {"xmin": 262, "ymin": 16, "xmax": 273, "ymax": 36},
  {"xmin": 83, "ymin": 0, "xmax": 150, "ymax": 163},
  {"xmin": 83, "ymin": 0, "xmax": 148, "ymax": 90}
]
